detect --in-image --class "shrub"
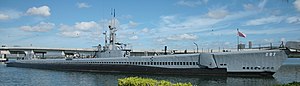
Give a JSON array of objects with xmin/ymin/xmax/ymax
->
[
  {"xmin": 276, "ymin": 82, "xmax": 300, "ymax": 86},
  {"xmin": 118, "ymin": 77, "xmax": 192, "ymax": 86}
]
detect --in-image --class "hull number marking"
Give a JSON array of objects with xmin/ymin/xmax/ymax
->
[{"xmin": 265, "ymin": 52, "xmax": 276, "ymax": 57}]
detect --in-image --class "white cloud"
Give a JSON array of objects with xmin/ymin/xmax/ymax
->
[
  {"xmin": 160, "ymin": 15, "xmax": 177, "ymax": 25},
  {"xmin": 20, "ymin": 22, "xmax": 55, "ymax": 32},
  {"xmin": 224, "ymin": 42, "xmax": 231, "ymax": 45},
  {"xmin": 201, "ymin": 27, "xmax": 298, "ymax": 37},
  {"xmin": 207, "ymin": 7, "xmax": 229, "ymax": 19},
  {"xmin": 243, "ymin": 0, "xmax": 267, "ymax": 11},
  {"xmin": 141, "ymin": 6, "xmax": 265, "ymax": 47},
  {"xmin": 0, "ymin": 14, "xmax": 10, "ymax": 20},
  {"xmin": 61, "ymin": 31, "xmax": 81, "ymax": 38},
  {"xmin": 245, "ymin": 16, "xmax": 284, "ymax": 26},
  {"xmin": 58, "ymin": 20, "xmax": 104, "ymax": 38},
  {"xmin": 155, "ymin": 38, "xmax": 167, "ymax": 45},
  {"xmin": 244, "ymin": 28, "xmax": 298, "ymax": 35},
  {"xmin": 176, "ymin": 0, "xmax": 205, "ymax": 7},
  {"xmin": 0, "ymin": 10, "xmax": 22, "ymax": 20},
  {"xmin": 118, "ymin": 20, "xmax": 141, "ymax": 31},
  {"xmin": 75, "ymin": 21, "xmax": 98, "ymax": 31},
  {"xmin": 286, "ymin": 16, "xmax": 300, "ymax": 24},
  {"xmin": 26, "ymin": 6, "xmax": 51, "ymax": 17},
  {"xmin": 258, "ymin": 0, "xmax": 267, "ymax": 10},
  {"xmin": 294, "ymin": 0, "xmax": 300, "ymax": 11},
  {"xmin": 281, "ymin": 38, "xmax": 286, "ymax": 42},
  {"xmin": 128, "ymin": 21, "xmax": 139, "ymax": 27},
  {"xmin": 243, "ymin": 4, "xmax": 255, "ymax": 11},
  {"xmin": 141, "ymin": 28, "xmax": 149, "ymax": 33},
  {"xmin": 77, "ymin": 2, "xmax": 91, "ymax": 8},
  {"xmin": 158, "ymin": 15, "xmax": 220, "ymax": 34},
  {"xmin": 167, "ymin": 34, "xmax": 197, "ymax": 41},
  {"xmin": 59, "ymin": 24, "xmax": 82, "ymax": 38},
  {"xmin": 129, "ymin": 35, "xmax": 138, "ymax": 40},
  {"xmin": 263, "ymin": 38, "xmax": 274, "ymax": 43}
]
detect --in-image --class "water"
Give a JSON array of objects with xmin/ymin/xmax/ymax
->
[{"xmin": 0, "ymin": 58, "xmax": 300, "ymax": 86}]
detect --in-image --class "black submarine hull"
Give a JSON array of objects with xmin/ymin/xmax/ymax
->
[
  {"xmin": 6, "ymin": 62, "xmax": 275, "ymax": 76},
  {"xmin": 6, "ymin": 62, "xmax": 227, "ymax": 76}
]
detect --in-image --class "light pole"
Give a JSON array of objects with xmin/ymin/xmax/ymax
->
[{"xmin": 193, "ymin": 42, "xmax": 198, "ymax": 53}]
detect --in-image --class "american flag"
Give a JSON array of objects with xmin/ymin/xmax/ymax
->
[{"xmin": 237, "ymin": 31, "xmax": 246, "ymax": 38}]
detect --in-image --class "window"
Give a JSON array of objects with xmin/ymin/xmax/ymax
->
[
  {"xmin": 189, "ymin": 62, "xmax": 192, "ymax": 65},
  {"xmin": 243, "ymin": 67, "xmax": 245, "ymax": 69},
  {"xmin": 246, "ymin": 67, "xmax": 249, "ymax": 69},
  {"xmin": 180, "ymin": 62, "xmax": 183, "ymax": 65}
]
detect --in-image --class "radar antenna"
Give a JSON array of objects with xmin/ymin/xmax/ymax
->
[{"xmin": 108, "ymin": 9, "xmax": 117, "ymax": 50}]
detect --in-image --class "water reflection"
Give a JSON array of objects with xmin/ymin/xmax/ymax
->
[{"xmin": 274, "ymin": 65, "xmax": 300, "ymax": 84}]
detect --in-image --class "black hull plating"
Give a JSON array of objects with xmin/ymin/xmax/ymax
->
[
  {"xmin": 6, "ymin": 62, "xmax": 275, "ymax": 76},
  {"xmin": 6, "ymin": 62, "xmax": 227, "ymax": 76}
]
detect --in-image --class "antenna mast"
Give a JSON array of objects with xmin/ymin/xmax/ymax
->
[{"xmin": 108, "ymin": 9, "xmax": 117, "ymax": 50}]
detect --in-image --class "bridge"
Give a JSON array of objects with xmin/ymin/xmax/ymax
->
[{"xmin": 0, "ymin": 47, "xmax": 98, "ymax": 61}]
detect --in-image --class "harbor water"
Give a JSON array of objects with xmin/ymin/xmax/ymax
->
[{"xmin": 0, "ymin": 58, "xmax": 300, "ymax": 86}]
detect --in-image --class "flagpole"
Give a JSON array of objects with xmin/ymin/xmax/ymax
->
[{"xmin": 237, "ymin": 28, "xmax": 239, "ymax": 51}]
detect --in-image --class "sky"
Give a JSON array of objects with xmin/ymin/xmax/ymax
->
[{"xmin": 0, "ymin": 0, "xmax": 300, "ymax": 51}]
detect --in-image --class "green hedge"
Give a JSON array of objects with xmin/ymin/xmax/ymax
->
[
  {"xmin": 118, "ymin": 77, "xmax": 192, "ymax": 86},
  {"xmin": 276, "ymin": 82, "xmax": 300, "ymax": 86}
]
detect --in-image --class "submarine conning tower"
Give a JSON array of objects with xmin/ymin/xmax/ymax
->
[{"xmin": 96, "ymin": 10, "xmax": 131, "ymax": 58}]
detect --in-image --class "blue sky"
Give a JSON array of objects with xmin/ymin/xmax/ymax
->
[{"xmin": 1, "ymin": 0, "xmax": 300, "ymax": 51}]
